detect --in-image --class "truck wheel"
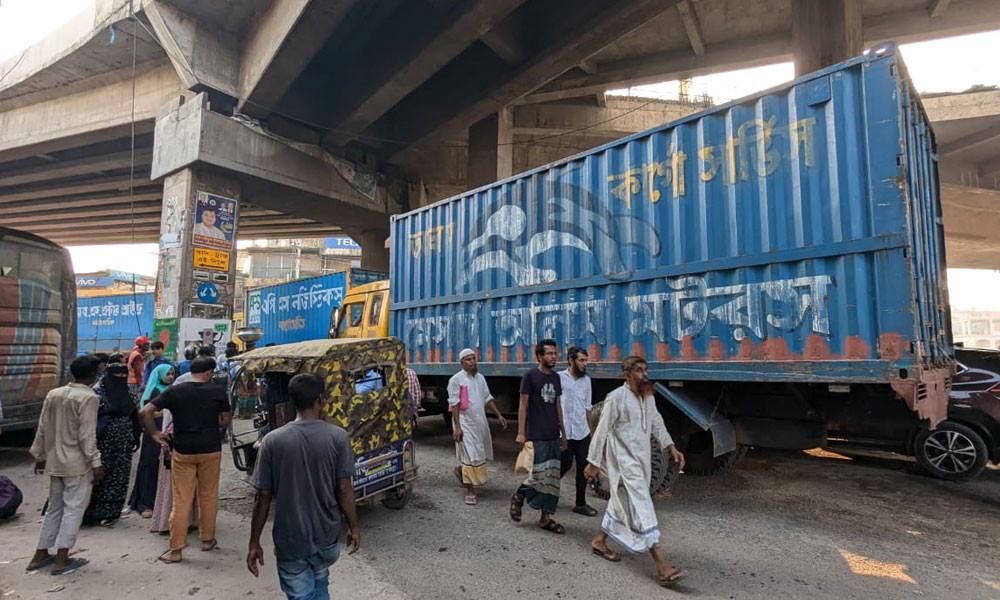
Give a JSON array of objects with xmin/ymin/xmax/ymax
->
[
  {"xmin": 914, "ymin": 421, "xmax": 988, "ymax": 482},
  {"xmin": 683, "ymin": 434, "xmax": 749, "ymax": 476},
  {"xmin": 381, "ymin": 486, "xmax": 410, "ymax": 510}
]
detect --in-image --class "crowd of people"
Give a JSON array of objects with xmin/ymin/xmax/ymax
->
[{"xmin": 25, "ymin": 334, "xmax": 686, "ymax": 598}]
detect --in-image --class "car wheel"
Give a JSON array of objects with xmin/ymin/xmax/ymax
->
[
  {"xmin": 381, "ymin": 486, "xmax": 410, "ymax": 510},
  {"xmin": 915, "ymin": 421, "xmax": 988, "ymax": 482}
]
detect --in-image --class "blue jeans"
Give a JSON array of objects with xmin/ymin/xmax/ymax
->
[{"xmin": 276, "ymin": 541, "xmax": 340, "ymax": 600}]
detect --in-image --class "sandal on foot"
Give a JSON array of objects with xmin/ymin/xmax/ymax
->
[
  {"xmin": 99, "ymin": 518, "xmax": 116, "ymax": 527},
  {"xmin": 158, "ymin": 550, "xmax": 182, "ymax": 564},
  {"xmin": 464, "ymin": 494, "xmax": 477, "ymax": 505},
  {"xmin": 658, "ymin": 569, "xmax": 685, "ymax": 586},
  {"xmin": 591, "ymin": 546, "xmax": 622, "ymax": 562},
  {"xmin": 140, "ymin": 510, "xmax": 153, "ymax": 519},
  {"xmin": 201, "ymin": 539, "xmax": 218, "ymax": 551},
  {"xmin": 509, "ymin": 494, "xmax": 523, "ymax": 522},
  {"xmin": 52, "ymin": 558, "xmax": 88, "ymax": 576},
  {"xmin": 573, "ymin": 505, "xmax": 599, "ymax": 517},
  {"xmin": 539, "ymin": 519, "xmax": 566, "ymax": 534},
  {"xmin": 25, "ymin": 555, "xmax": 55, "ymax": 572}
]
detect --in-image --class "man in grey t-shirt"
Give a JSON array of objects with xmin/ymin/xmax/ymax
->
[{"xmin": 246, "ymin": 373, "xmax": 359, "ymax": 600}]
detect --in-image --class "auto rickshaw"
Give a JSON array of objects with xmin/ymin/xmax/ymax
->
[{"xmin": 227, "ymin": 337, "xmax": 417, "ymax": 509}]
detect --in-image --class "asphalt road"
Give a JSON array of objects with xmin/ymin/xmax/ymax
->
[{"xmin": 2, "ymin": 417, "xmax": 999, "ymax": 599}]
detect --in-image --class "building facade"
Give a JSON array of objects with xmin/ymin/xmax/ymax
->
[{"xmin": 952, "ymin": 309, "xmax": 1000, "ymax": 350}]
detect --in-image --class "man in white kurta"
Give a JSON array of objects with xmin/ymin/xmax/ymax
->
[
  {"xmin": 449, "ymin": 348, "xmax": 508, "ymax": 505},
  {"xmin": 585, "ymin": 356, "xmax": 686, "ymax": 586}
]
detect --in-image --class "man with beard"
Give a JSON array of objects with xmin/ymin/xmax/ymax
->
[
  {"xmin": 558, "ymin": 346, "xmax": 596, "ymax": 516},
  {"xmin": 584, "ymin": 356, "xmax": 686, "ymax": 587},
  {"xmin": 510, "ymin": 339, "xmax": 567, "ymax": 534}
]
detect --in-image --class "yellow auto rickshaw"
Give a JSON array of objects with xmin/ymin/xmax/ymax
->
[{"xmin": 228, "ymin": 337, "xmax": 417, "ymax": 509}]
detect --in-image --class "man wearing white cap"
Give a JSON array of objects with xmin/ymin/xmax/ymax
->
[{"xmin": 449, "ymin": 348, "xmax": 507, "ymax": 505}]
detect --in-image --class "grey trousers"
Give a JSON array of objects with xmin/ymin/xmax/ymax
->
[{"xmin": 37, "ymin": 472, "xmax": 93, "ymax": 550}]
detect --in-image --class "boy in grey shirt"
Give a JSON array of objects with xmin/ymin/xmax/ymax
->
[{"xmin": 247, "ymin": 373, "xmax": 359, "ymax": 600}]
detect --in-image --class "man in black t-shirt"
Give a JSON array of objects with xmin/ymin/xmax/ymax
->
[
  {"xmin": 139, "ymin": 357, "xmax": 231, "ymax": 564},
  {"xmin": 510, "ymin": 339, "xmax": 567, "ymax": 534}
]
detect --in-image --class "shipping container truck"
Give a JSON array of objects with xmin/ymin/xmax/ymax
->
[
  {"xmin": 333, "ymin": 45, "xmax": 953, "ymax": 481},
  {"xmin": 247, "ymin": 268, "xmax": 386, "ymax": 347}
]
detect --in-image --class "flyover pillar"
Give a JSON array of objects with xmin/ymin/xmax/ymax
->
[
  {"xmin": 151, "ymin": 167, "xmax": 241, "ymax": 360},
  {"xmin": 354, "ymin": 229, "xmax": 390, "ymax": 274},
  {"xmin": 467, "ymin": 107, "xmax": 513, "ymax": 189},
  {"xmin": 792, "ymin": 0, "xmax": 862, "ymax": 76}
]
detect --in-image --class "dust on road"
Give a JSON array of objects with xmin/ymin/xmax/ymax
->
[{"xmin": 2, "ymin": 417, "xmax": 999, "ymax": 600}]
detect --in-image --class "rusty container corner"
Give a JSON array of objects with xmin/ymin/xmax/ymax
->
[{"xmin": 390, "ymin": 44, "xmax": 953, "ymax": 426}]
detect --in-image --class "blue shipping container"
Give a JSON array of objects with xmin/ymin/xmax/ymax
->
[
  {"xmin": 76, "ymin": 293, "xmax": 154, "ymax": 354},
  {"xmin": 246, "ymin": 272, "xmax": 347, "ymax": 346},
  {"xmin": 390, "ymin": 45, "xmax": 952, "ymax": 423}
]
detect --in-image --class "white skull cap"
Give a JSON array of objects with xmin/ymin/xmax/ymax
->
[{"xmin": 459, "ymin": 348, "xmax": 476, "ymax": 360}]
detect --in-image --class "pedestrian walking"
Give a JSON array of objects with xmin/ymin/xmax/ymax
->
[
  {"xmin": 584, "ymin": 356, "xmax": 686, "ymax": 586},
  {"xmin": 149, "ymin": 407, "xmax": 199, "ymax": 534},
  {"xmin": 559, "ymin": 346, "xmax": 597, "ymax": 516},
  {"xmin": 143, "ymin": 341, "xmax": 172, "ymax": 386},
  {"xmin": 27, "ymin": 355, "xmax": 105, "ymax": 576},
  {"xmin": 83, "ymin": 363, "xmax": 141, "ymax": 526},
  {"xmin": 449, "ymin": 348, "xmax": 507, "ymax": 505},
  {"xmin": 510, "ymin": 339, "xmax": 567, "ymax": 534},
  {"xmin": 246, "ymin": 373, "xmax": 360, "ymax": 600},
  {"xmin": 127, "ymin": 364, "xmax": 175, "ymax": 518},
  {"xmin": 140, "ymin": 357, "xmax": 230, "ymax": 563},
  {"xmin": 127, "ymin": 336, "xmax": 150, "ymax": 397}
]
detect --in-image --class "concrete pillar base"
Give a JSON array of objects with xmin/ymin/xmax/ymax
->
[
  {"xmin": 354, "ymin": 229, "xmax": 391, "ymax": 274},
  {"xmin": 467, "ymin": 107, "xmax": 513, "ymax": 190},
  {"xmin": 792, "ymin": 0, "xmax": 862, "ymax": 76}
]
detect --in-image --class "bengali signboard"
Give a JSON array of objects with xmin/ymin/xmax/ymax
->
[
  {"xmin": 76, "ymin": 293, "xmax": 155, "ymax": 353},
  {"xmin": 245, "ymin": 272, "xmax": 347, "ymax": 346},
  {"xmin": 192, "ymin": 247, "xmax": 231, "ymax": 271}
]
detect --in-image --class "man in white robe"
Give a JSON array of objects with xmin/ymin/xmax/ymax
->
[
  {"xmin": 449, "ymin": 348, "xmax": 507, "ymax": 505},
  {"xmin": 584, "ymin": 355, "xmax": 686, "ymax": 586}
]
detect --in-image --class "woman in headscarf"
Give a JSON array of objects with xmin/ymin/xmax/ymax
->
[
  {"xmin": 126, "ymin": 364, "xmax": 174, "ymax": 518},
  {"xmin": 83, "ymin": 363, "xmax": 141, "ymax": 526}
]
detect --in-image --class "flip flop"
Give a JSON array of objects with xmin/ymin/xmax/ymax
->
[
  {"xmin": 573, "ymin": 505, "xmax": 599, "ymax": 517},
  {"xmin": 52, "ymin": 558, "xmax": 88, "ymax": 576},
  {"xmin": 509, "ymin": 494, "xmax": 523, "ymax": 522},
  {"xmin": 158, "ymin": 550, "xmax": 182, "ymax": 564},
  {"xmin": 539, "ymin": 519, "xmax": 566, "ymax": 534},
  {"xmin": 140, "ymin": 510, "xmax": 153, "ymax": 519},
  {"xmin": 658, "ymin": 568, "xmax": 686, "ymax": 586},
  {"xmin": 591, "ymin": 546, "xmax": 622, "ymax": 562},
  {"xmin": 25, "ymin": 555, "xmax": 55, "ymax": 572},
  {"xmin": 464, "ymin": 494, "xmax": 477, "ymax": 505},
  {"xmin": 201, "ymin": 538, "xmax": 218, "ymax": 552}
]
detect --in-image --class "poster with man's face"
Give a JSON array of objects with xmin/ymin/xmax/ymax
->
[{"xmin": 192, "ymin": 192, "xmax": 236, "ymax": 250}]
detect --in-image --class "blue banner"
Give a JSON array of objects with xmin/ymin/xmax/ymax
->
[
  {"xmin": 246, "ymin": 273, "xmax": 346, "ymax": 346},
  {"xmin": 325, "ymin": 236, "xmax": 361, "ymax": 250},
  {"xmin": 76, "ymin": 276, "xmax": 115, "ymax": 288},
  {"xmin": 76, "ymin": 293, "xmax": 155, "ymax": 353}
]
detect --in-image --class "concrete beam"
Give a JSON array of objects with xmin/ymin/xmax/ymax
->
[
  {"xmin": 3, "ymin": 206, "xmax": 163, "ymax": 228},
  {"xmin": 481, "ymin": 18, "xmax": 529, "ymax": 65},
  {"xmin": 0, "ymin": 149, "xmax": 153, "ymax": 188},
  {"xmin": 0, "ymin": 176, "xmax": 153, "ymax": 203},
  {"xmin": 939, "ymin": 123, "xmax": 1000, "ymax": 156},
  {"xmin": 144, "ymin": 0, "xmax": 239, "ymax": 98},
  {"xmin": 929, "ymin": 0, "xmax": 952, "ymax": 17},
  {"xmin": 942, "ymin": 184, "xmax": 1000, "ymax": 269},
  {"xmin": 521, "ymin": 35, "xmax": 791, "ymax": 104},
  {"xmin": 383, "ymin": 0, "xmax": 672, "ymax": 164},
  {"xmin": 578, "ymin": 59, "xmax": 598, "ymax": 75},
  {"xmin": 152, "ymin": 94, "xmax": 395, "ymax": 226},
  {"xmin": 922, "ymin": 89, "xmax": 1000, "ymax": 122},
  {"xmin": 0, "ymin": 62, "xmax": 180, "ymax": 163},
  {"xmin": 322, "ymin": 0, "xmax": 527, "ymax": 148},
  {"xmin": 0, "ymin": 191, "xmax": 161, "ymax": 213},
  {"xmin": 238, "ymin": 0, "xmax": 359, "ymax": 118},
  {"xmin": 675, "ymin": 0, "xmax": 705, "ymax": 57},
  {"xmin": 522, "ymin": 0, "xmax": 1000, "ymax": 104},
  {"xmin": 980, "ymin": 155, "xmax": 1000, "ymax": 178},
  {"xmin": 512, "ymin": 99, "xmax": 696, "ymax": 139}
]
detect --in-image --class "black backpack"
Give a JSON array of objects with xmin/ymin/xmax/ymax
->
[{"xmin": 0, "ymin": 476, "xmax": 23, "ymax": 519}]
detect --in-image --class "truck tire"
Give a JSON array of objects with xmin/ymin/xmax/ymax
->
[
  {"xmin": 683, "ymin": 442, "xmax": 749, "ymax": 476},
  {"xmin": 914, "ymin": 421, "xmax": 988, "ymax": 482}
]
